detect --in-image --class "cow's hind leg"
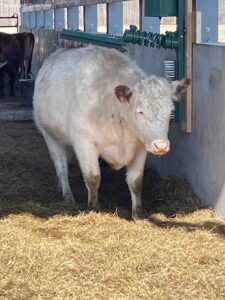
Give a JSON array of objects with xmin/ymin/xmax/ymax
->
[
  {"xmin": 0, "ymin": 71, "xmax": 4, "ymax": 98},
  {"xmin": 74, "ymin": 140, "xmax": 101, "ymax": 211},
  {"xmin": 42, "ymin": 131, "xmax": 75, "ymax": 205},
  {"xmin": 24, "ymin": 59, "xmax": 29, "ymax": 79},
  {"xmin": 6, "ymin": 65, "xmax": 17, "ymax": 97},
  {"xmin": 9, "ymin": 76, "xmax": 15, "ymax": 97},
  {"xmin": 126, "ymin": 147, "xmax": 147, "ymax": 220}
]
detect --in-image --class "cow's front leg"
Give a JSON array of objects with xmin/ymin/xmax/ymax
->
[
  {"xmin": 74, "ymin": 140, "xmax": 101, "ymax": 211},
  {"xmin": 85, "ymin": 174, "xmax": 101, "ymax": 211},
  {"xmin": 126, "ymin": 147, "xmax": 147, "ymax": 220}
]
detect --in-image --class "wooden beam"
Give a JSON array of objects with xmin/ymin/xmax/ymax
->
[
  {"xmin": 182, "ymin": 0, "xmax": 195, "ymax": 133},
  {"xmin": 21, "ymin": 0, "xmax": 129, "ymax": 12}
]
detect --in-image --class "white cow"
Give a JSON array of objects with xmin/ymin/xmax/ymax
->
[{"xmin": 33, "ymin": 45, "xmax": 190, "ymax": 219}]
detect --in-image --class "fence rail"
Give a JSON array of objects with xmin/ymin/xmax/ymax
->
[
  {"xmin": 21, "ymin": 1, "xmax": 140, "ymax": 34},
  {"xmin": 0, "ymin": 14, "xmax": 19, "ymax": 32},
  {"xmin": 21, "ymin": 0, "xmax": 125, "ymax": 12}
]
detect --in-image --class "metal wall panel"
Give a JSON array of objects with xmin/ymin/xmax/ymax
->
[
  {"xmin": 37, "ymin": 11, "xmax": 44, "ymax": 28},
  {"xmin": 55, "ymin": 8, "xmax": 66, "ymax": 30},
  {"xmin": 44, "ymin": 9, "xmax": 54, "ymax": 29},
  {"xmin": 67, "ymin": 6, "xmax": 79, "ymax": 30},
  {"xmin": 85, "ymin": 5, "xmax": 97, "ymax": 32},
  {"xmin": 29, "ymin": 11, "xmax": 36, "ymax": 28},
  {"xmin": 107, "ymin": 2, "xmax": 123, "ymax": 35}
]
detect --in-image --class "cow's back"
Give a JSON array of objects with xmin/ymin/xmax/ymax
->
[
  {"xmin": 0, "ymin": 33, "xmax": 23, "ymax": 65},
  {"xmin": 35, "ymin": 46, "xmax": 143, "ymax": 88},
  {"xmin": 15, "ymin": 33, "xmax": 34, "ymax": 56}
]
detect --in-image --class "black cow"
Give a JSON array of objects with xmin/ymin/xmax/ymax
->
[
  {"xmin": 0, "ymin": 32, "xmax": 23, "ymax": 98},
  {"xmin": 0, "ymin": 32, "xmax": 35, "ymax": 98}
]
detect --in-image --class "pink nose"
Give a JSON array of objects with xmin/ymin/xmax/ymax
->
[{"xmin": 148, "ymin": 139, "xmax": 170, "ymax": 155}]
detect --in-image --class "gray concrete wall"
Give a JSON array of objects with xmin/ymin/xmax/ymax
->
[
  {"xmin": 132, "ymin": 43, "xmax": 225, "ymax": 218},
  {"xmin": 127, "ymin": 44, "xmax": 176, "ymax": 77}
]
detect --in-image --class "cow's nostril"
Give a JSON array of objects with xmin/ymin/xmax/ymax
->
[
  {"xmin": 164, "ymin": 143, "xmax": 169, "ymax": 151},
  {"xmin": 154, "ymin": 143, "xmax": 159, "ymax": 150}
]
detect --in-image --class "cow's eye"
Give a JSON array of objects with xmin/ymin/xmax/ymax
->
[
  {"xmin": 138, "ymin": 111, "xmax": 144, "ymax": 116},
  {"xmin": 136, "ymin": 108, "xmax": 145, "ymax": 117}
]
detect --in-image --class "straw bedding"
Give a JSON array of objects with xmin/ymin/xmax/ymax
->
[{"xmin": 0, "ymin": 120, "xmax": 224, "ymax": 300}]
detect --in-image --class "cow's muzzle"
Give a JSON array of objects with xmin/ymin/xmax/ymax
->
[{"xmin": 147, "ymin": 139, "xmax": 170, "ymax": 155}]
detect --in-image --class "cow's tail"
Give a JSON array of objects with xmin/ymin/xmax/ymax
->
[
  {"xmin": 0, "ymin": 61, "xmax": 8, "ymax": 68},
  {"xmin": 27, "ymin": 33, "xmax": 35, "ymax": 77}
]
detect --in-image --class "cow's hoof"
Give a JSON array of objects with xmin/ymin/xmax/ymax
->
[
  {"xmin": 63, "ymin": 193, "xmax": 76, "ymax": 206},
  {"xmin": 132, "ymin": 206, "xmax": 143, "ymax": 220},
  {"xmin": 87, "ymin": 202, "xmax": 101, "ymax": 212}
]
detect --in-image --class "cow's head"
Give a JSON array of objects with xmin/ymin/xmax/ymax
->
[{"xmin": 115, "ymin": 76, "xmax": 191, "ymax": 155}]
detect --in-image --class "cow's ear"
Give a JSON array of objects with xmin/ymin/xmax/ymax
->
[
  {"xmin": 172, "ymin": 77, "xmax": 191, "ymax": 101},
  {"xmin": 115, "ymin": 85, "xmax": 132, "ymax": 103}
]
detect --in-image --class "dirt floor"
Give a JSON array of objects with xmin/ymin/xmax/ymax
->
[
  {"xmin": 0, "ymin": 119, "xmax": 225, "ymax": 299},
  {"xmin": 0, "ymin": 120, "xmax": 201, "ymax": 218}
]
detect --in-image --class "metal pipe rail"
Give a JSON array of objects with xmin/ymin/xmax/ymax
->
[{"xmin": 0, "ymin": 14, "xmax": 19, "ymax": 32}]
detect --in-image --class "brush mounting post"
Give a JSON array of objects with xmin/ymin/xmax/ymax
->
[
  {"xmin": 123, "ymin": 0, "xmax": 186, "ymax": 121},
  {"xmin": 60, "ymin": 0, "xmax": 193, "ymax": 131}
]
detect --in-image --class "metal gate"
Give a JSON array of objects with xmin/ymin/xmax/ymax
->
[{"xmin": 0, "ymin": 14, "xmax": 19, "ymax": 33}]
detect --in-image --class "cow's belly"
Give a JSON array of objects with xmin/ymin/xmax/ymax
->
[{"xmin": 99, "ymin": 143, "xmax": 138, "ymax": 170}]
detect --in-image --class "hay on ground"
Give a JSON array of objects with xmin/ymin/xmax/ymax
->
[{"xmin": 0, "ymin": 120, "xmax": 224, "ymax": 300}]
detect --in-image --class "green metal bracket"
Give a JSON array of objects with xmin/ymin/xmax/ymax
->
[
  {"xmin": 123, "ymin": 25, "xmax": 179, "ymax": 50},
  {"xmin": 124, "ymin": 0, "xmax": 186, "ymax": 121},
  {"xmin": 61, "ymin": 29, "xmax": 127, "ymax": 50}
]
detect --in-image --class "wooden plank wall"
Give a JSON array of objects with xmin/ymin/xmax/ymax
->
[{"xmin": 219, "ymin": 0, "xmax": 225, "ymax": 24}]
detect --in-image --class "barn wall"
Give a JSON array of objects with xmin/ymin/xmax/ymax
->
[
  {"xmin": 24, "ymin": 29, "xmax": 60, "ymax": 77},
  {"xmin": 139, "ymin": 44, "xmax": 225, "ymax": 218},
  {"xmin": 21, "ymin": 29, "xmax": 87, "ymax": 78},
  {"xmin": 26, "ymin": 29, "xmax": 176, "ymax": 78},
  {"xmin": 20, "ymin": 0, "xmax": 140, "ymax": 77}
]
